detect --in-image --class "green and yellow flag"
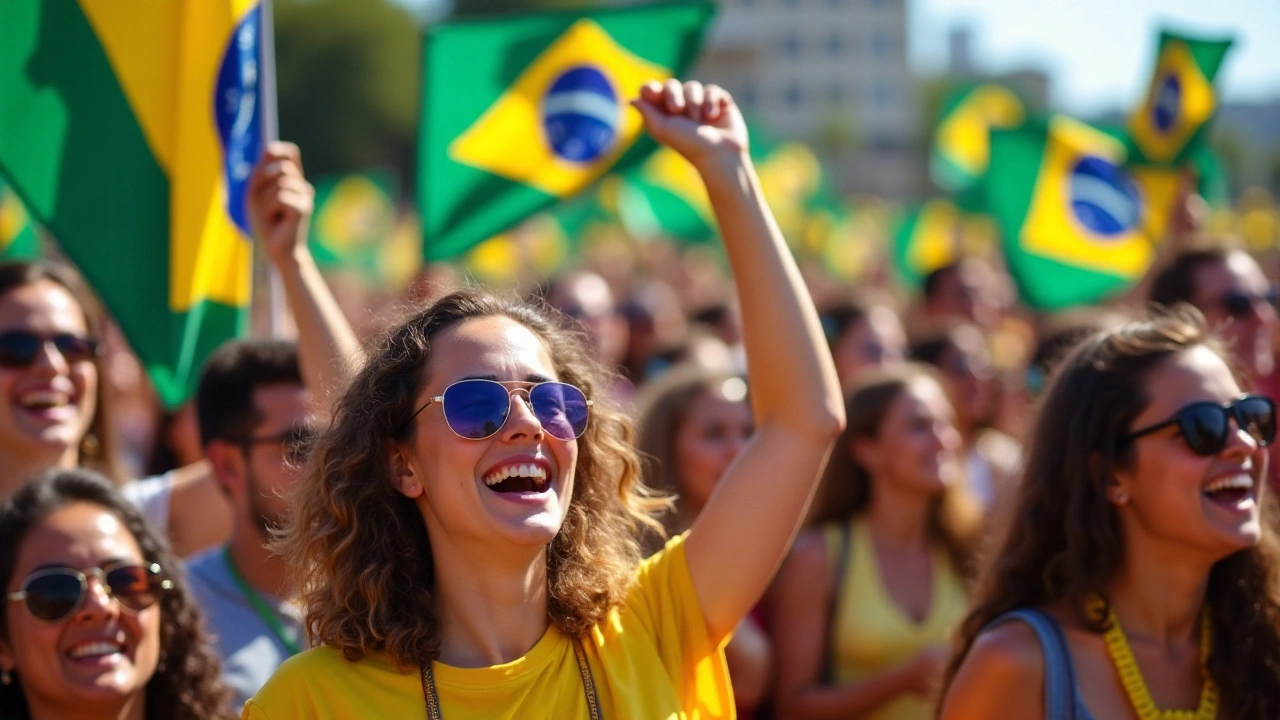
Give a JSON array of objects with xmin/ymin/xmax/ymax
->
[
  {"xmin": 987, "ymin": 116, "xmax": 1160, "ymax": 310},
  {"xmin": 419, "ymin": 1, "xmax": 714, "ymax": 262},
  {"xmin": 931, "ymin": 83, "xmax": 1026, "ymax": 197},
  {"xmin": 892, "ymin": 199, "xmax": 961, "ymax": 290},
  {"xmin": 0, "ymin": 176, "xmax": 39, "ymax": 261},
  {"xmin": 308, "ymin": 171, "xmax": 398, "ymax": 282},
  {"xmin": 1127, "ymin": 30, "xmax": 1233, "ymax": 167},
  {"xmin": 0, "ymin": 0, "xmax": 267, "ymax": 407}
]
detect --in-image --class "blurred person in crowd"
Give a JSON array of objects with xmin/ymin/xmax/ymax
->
[
  {"xmin": 636, "ymin": 364, "xmax": 771, "ymax": 717},
  {"xmin": 184, "ymin": 143, "xmax": 360, "ymax": 710},
  {"xmin": 0, "ymin": 469, "xmax": 234, "ymax": 720},
  {"xmin": 912, "ymin": 324, "xmax": 1020, "ymax": 510},
  {"xmin": 246, "ymin": 80, "xmax": 844, "ymax": 718},
  {"xmin": 919, "ymin": 259, "xmax": 1004, "ymax": 333},
  {"xmin": 0, "ymin": 261, "xmax": 229, "ymax": 556},
  {"xmin": 1024, "ymin": 311, "xmax": 1127, "ymax": 402},
  {"xmin": 184, "ymin": 339, "xmax": 311, "ymax": 712},
  {"xmin": 545, "ymin": 270, "xmax": 630, "ymax": 373},
  {"xmin": 1150, "ymin": 247, "xmax": 1279, "ymax": 389},
  {"xmin": 771, "ymin": 365, "xmax": 981, "ymax": 720},
  {"xmin": 820, "ymin": 295, "xmax": 907, "ymax": 395},
  {"xmin": 941, "ymin": 309, "xmax": 1280, "ymax": 719},
  {"xmin": 622, "ymin": 277, "xmax": 691, "ymax": 385}
]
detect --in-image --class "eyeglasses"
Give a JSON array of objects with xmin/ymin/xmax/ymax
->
[
  {"xmin": 229, "ymin": 425, "xmax": 318, "ymax": 467},
  {"xmin": 411, "ymin": 379, "xmax": 593, "ymax": 441},
  {"xmin": 6, "ymin": 561, "xmax": 172, "ymax": 623},
  {"xmin": 0, "ymin": 331, "xmax": 100, "ymax": 368},
  {"xmin": 1218, "ymin": 289, "xmax": 1279, "ymax": 319},
  {"xmin": 1122, "ymin": 394, "xmax": 1276, "ymax": 456}
]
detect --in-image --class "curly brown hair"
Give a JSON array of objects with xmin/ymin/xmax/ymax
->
[
  {"xmin": 942, "ymin": 307, "xmax": 1280, "ymax": 718},
  {"xmin": 278, "ymin": 289, "xmax": 669, "ymax": 668},
  {"xmin": 0, "ymin": 469, "xmax": 233, "ymax": 720}
]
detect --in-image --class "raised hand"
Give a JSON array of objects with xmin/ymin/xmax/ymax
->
[
  {"xmin": 247, "ymin": 141, "xmax": 315, "ymax": 267},
  {"xmin": 632, "ymin": 79, "xmax": 749, "ymax": 169}
]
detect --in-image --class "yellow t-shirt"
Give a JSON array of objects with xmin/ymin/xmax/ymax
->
[{"xmin": 242, "ymin": 534, "xmax": 734, "ymax": 719}]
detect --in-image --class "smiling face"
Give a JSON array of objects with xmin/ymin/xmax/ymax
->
[
  {"xmin": 396, "ymin": 315, "xmax": 579, "ymax": 551},
  {"xmin": 672, "ymin": 383, "xmax": 752, "ymax": 517},
  {"xmin": 1114, "ymin": 346, "xmax": 1267, "ymax": 560},
  {"xmin": 0, "ymin": 281, "xmax": 98, "ymax": 484},
  {"xmin": 856, "ymin": 376, "xmax": 964, "ymax": 499},
  {"xmin": 0, "ymin": 502, "xmax": 161, "ymax": 716}
]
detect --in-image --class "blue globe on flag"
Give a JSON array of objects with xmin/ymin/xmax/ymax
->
[
  {"xmin": 1069, "ymin": 156, "xmax": 1141, "ymax": 237},
  {"xmin": 1152, "ymin": 74, "xmax": 1181, "ymax": 133},
  {"xmin": 542, "ymin": 66, "xmax": 619, "ymax": 164}
]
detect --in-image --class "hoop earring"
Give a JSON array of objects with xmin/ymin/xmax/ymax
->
[{"xmin": 81, "ymin": 432, "xmax": 102, "ymax": 459}]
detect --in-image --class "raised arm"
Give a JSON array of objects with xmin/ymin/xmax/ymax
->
[
  {"xmin": 633, "ymin": 80, "xmax": 845, "ymax": 642},
  {"xmin": 247, "ymin": 142, "xmax": 364, "ymax": 407}
]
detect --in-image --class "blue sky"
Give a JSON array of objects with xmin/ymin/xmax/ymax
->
[{"xmin": 908, "ymin": 0, "xmax": 1280, "ymax": 115}]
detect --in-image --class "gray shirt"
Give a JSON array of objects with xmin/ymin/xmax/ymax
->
[{"xmin": 185, "ymin": 546, "xmax": 304, "ymax": 712}]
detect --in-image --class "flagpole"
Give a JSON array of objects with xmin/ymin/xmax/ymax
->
[{"xmin": 261, "ymin": 0, "xmax": 287, "ymax": 338}]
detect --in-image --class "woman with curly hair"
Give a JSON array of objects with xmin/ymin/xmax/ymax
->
[
  {"xmin": 940, "ymin": 309, "xmax": 1280, "ymax": 719},
  {"xmin": 771, "ymin": 364, "xmax": 982, "ymax": 719},
  {"xmin": 244, "ymin": 78, "xmax": 845, "ymax": 719},
  {"xmin": 0, "ymin": 469, "xmax": 233, "ymax": 719}
]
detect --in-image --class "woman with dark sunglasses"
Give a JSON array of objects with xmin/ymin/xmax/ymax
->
[
  {"xmin": 0, "ymin": 468, "xmax": 233, "ymax": 719},
  {"xmin": 245, "ymin": 80, "xmax": 844, "ymax": 719},
  {"xmin": 940, "ymin": 308, "xmax": 1280, "ymax": 719}
]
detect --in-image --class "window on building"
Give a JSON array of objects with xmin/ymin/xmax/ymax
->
[
  {"xmin": 785, "ymin": 82, "xmax": 804, "ymax": 108},
  {"xmin": 827, "ymin": 32, "xmax": 843, "ymax": 58},
  {"xmin": 873, "ymin": 80, "xmax": 894, "ymax": 108},
  {"xmin": 783, "ymin": 31, "xmax": 801, "ymax": 59},
  {"xmin": 872, "ymin": 31, "xmax": 895, "ymax": 58}
]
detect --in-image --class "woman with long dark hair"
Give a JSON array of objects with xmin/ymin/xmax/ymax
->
[
  {"xmin": 0, "ymin": 469, "xmax": 232, "ymax": 719},
  {"xmin": 940, "ymin": 309, "xmax": 1280, "ymax": 719},
  {"xmin": 770, "ymin": 364, "xmax": 982, "ymax": 719}
]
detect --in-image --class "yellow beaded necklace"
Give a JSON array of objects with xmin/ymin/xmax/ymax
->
[{"xmin": 1101, "ymin": 604, "xmax": 1218, "ymax": 720}]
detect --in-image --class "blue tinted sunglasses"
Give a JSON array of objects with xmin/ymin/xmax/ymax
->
[{"xmin": 411, "ymin": 379, "xmax": 592, "ymax": 441}]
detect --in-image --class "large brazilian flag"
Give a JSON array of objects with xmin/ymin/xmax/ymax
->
[
  {"xmin": 1127, "ymin": 30, "xmax": 1233, "ymax": 167},
  {"xmin": 987, "ymin": 116, "xmax": 1161, "ymax": 311},
  {"xmin": 419, "ymin": 1, "xmax": 715, "ymax": 262},
  {"xmin": 0, "ymin": 0, "xmax": 265, "ymax": 408}
]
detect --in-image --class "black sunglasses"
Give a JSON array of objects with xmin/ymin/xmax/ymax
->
[
  {"xmin": 1219, "ymin": 289, "xmax": 1280, "ymax": 319},
  {"xmin": 0, "ymin": 331, "xmax": 100, "ymax": 368},
  {"xmin": 6, "ymin": 562, "xmax": 172, "ymax": 623},
  {"xmin": 411, "ymin": 379, "xmax": 592, "ymax": 441},
  {"xmin": 229, "ymin": 425, "xmax": 318, "ymax": 467},
  {"xmin": 1122, "ymin": 394, "xmax": 1276, "ymax": 456}
]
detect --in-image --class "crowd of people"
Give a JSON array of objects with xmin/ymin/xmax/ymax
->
[{"xmin": 2, "ymin": 79, "xmax": 1280, "ymax": 720}]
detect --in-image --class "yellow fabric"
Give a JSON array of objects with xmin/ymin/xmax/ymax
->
[
  {"xmin": 821, "ymin": 519, "xmax": 967, "ymax": 720},
  {"xmin": 242, "ymin": 534, "xmax": 734, "ymax": 720}
]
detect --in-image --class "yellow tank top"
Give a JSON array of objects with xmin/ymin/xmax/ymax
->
[{"xmin": 820, "ymin": 518, "xmax": 967, "ymax": 720}]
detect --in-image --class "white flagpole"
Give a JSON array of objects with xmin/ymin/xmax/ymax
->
[{"xmin": 260, "ymin": 0, "xmax": 287, "ymax": 337}]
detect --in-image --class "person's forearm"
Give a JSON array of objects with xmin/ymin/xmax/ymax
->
[
  {"xmin": 697, "ymin": 153, "xmax": 843, "ymax": 437},
  {"xmin": 272, "ymin": 248, "xmax": 363, "ymax": 406}
]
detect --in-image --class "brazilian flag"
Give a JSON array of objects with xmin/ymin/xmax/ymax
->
[
  {"xmin": 988, "ymin": 116, "xmax": 1158, "ymax": 310},
  {"xmin": 617, "ymin": 147, "xmax": 716, "ymax": 244},
  {"xmin": 0, "ymin": 0, "xmax": 267, "ymax": 408},
  {"xmin": 308, "ymin": 171, "xmax": 398, "ymax": 282},
  {"xmin": 931, "ymin": 83, "xmax": 1026, "ymax": 197},
  {"xmin": 892, "ymin": 199, "xmax": 961, "ymax": 290},
  {"xmin": 0, "ymin": 176, "xmax": 39, "ymax": 260},
  {"xmin": 419, "ymin": 1, "xmax": 715, "ymax": 262},
  {"xmin": 1127, "ymin": 30, "xmax": 1233, "ymax": 167}
]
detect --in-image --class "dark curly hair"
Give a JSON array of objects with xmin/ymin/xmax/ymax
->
[
  {"xmin": 943, "ymin": 307, "xmax": 1280, "ymax": 718},
  {"xmin": 277, "ymin": 288, "xmax": 669, "ymax": 668},
  {"xmin": 0, "ymin": 469, "xmax": 233, "ymax": 719}
]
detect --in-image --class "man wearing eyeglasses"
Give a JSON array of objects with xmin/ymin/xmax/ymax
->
[
  {"xmin": 182, "ymin": 143, "xmax": 359, "ymax": 711},
  {"xmin": 1151, "ymin": 246, "xmax": 1280, "ymax": 488}
]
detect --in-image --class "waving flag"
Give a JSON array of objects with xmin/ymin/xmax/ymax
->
[
  {"xmin": 1127, "ymin": 30, "xmax": 1233, "ymax": 166},
  {"xmin": 931, "ymin": 83, "xmax": 1026, "ymax": 196},
  {"xmin": 419, "ymin": 1, "xmax": 715, "ymax": 261},
  {"xmin": 987, "ymin": 116, "xmax": 1159, "ymax": 310},
  {"xmin": 892, "ymin": 199, "xmax": 961, "ymax": 290},
  {"xmin": 0, "ymin": 0, "xmax": 266, "ymax": 407},
  {"xmin": 0, "ymin": 177, "xmax": 39, "ymax": 260}
]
